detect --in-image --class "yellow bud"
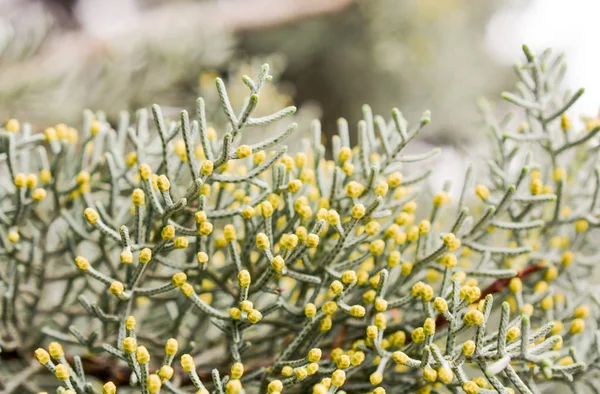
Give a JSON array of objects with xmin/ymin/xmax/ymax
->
[
  {"xmin": 306, "ymin": 234, "xmax": 320, "ymax": 248},
  {"xmin": 102, "ymin": 381, "xmax": 117, "ymax": 394},
  {"xmin": 44, "ymin": 127, "xmax": 57, "ymax": 142},
  {"xmin": 575, "ymin": 219, "xmax": 589, "ymax": 233},
  {"xmin": 268, "ymin": 380, "xmax": 283, "ymax": 393},
  {"xmin": 5, "ymin": 118, "xmax": 19, "ymax": 133},
  {"xmin": 374, "ymin": 182, "xmax": 389, "ymax": 197},
  {"xmin": 463, "ymin": 310, "xmax": 484, "ymax": 326},
  {"xmin": 122, "ymin": 337, "xmax": 137, "ymax": 353},
  {"xmin": 201, "ymin": 160, "xmax": 214, "ymax": 176},
  {"xmin": 331, "ymin": 369, "xmax": 346, "ymax": 387},
  {"xmin": 553, "ymin": 167, "xmax": 566, "ymax": 182},
  {"xmin": 147, "ymin": 374, "xmax": 161, "ymax": 393},
  {"xmin": 305, "ymin": 303, "xmax": 317, "ymax": 318},
  {"xmin": 506, "ymin": 326, "xmax": 520, "ymax": 342},
  {"xmin": 236, "ymin": 145, "xmax": 252, "ymax": 159},
  {"xmin": 271, "ymin": 255, "xmax": 285, "ymax": 272},
  {"xmin": 109, "ymin": 281, "xmax": 124, "ymax": 297},
  {"xmin": 55, "ymin": 364, "xmax": 70, "ymax": 381},
  {"xmin": 171, "ymin": 272, "xmax": 187, "ymax": 287},
  {"xmin": 438, "ymin": 366, "xmax": 453, "ymax": 384},
  {"xmin": 157, "ymin": 175, "xmax": 171, "ymax": 192},
  {"xmin": 7, "ymin": 231, "xmax": 19, "ymax": 243},
  {"xmin": 422, "ymin": 367, "xmax": 437, "ymax": 382},
  {"xmin": 159, "ymin": 365, "xmax": 174, "ymax": 380},
  {"xmin": 136, "ymin": 346, "xmax": 150, "ymax": 364},
  {"xmin": 475, "ymin": 184, "xmax": 490, "ymax": 200},
  {"xmin": 349, "ymin": 305, "xmax": 366, "ymax": 318},
  {"xmin": 34, "ymin": 348, "xmax": 50, "ymax": 365},
  {"xmin": 139, "ymin": 248, "xmax": 152, "ymax": 264},
  {"xmin": 48, "ymin": 342, "xmax": 64, "ymax": 359},
  {"xmin": 509, "ymin": 277, "xmax": 522, "ymax": 293},
  {"xmin": 570, "ymin": 318, "xmax": 585, "ymax": 334},
  {"xmin": 197, "ymin": 221, "xmax": 213, "ymax": 236},
  {"xmin": 463, "ymin": 381, "xmax": 480, "ymax": 394},
  {"xmin": 462, "ymin": 340, "xmax": 476, "ymax": 356},
  {"xmin": 247, "ymin": 309, "xmax": 262, "ymax": 324}
]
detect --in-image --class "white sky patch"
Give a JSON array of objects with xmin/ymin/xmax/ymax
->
[{"xmin": 485, "ymin": 0, "xmax": 600, "ymax": 117}]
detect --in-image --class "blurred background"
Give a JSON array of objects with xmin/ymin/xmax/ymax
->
[{"xmin": 0, "ymin": 0, "xmax": 596, "ymax": 151}]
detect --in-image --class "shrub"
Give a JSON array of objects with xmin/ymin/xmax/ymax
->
[{"xmin": 1, "ymin": 46, "xmax": 599, "ymax": 393}]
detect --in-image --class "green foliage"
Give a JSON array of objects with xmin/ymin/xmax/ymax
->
[{"xmin": 2, "ymin": 46, "xmax": 600, "ymax": 394}]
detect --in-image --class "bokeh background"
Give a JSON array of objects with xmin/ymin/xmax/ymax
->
[{"xmin": 0, "ymin": 0, "xmax": 596, "ymax": 154}]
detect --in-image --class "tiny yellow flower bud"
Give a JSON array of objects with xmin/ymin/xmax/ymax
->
[
  {"xmin": 5, "ymin": 118, "xmax": 19, "ymax": 133},
  {"xmin": 147, "ymin": 374, "xmax": 161, "ymax": 393},
  {"xmin": 463, "ymin": 381, "xmax": 480, "ymax": 394},
  {"xmin": 433, "ymin": 192, "xmax": 448, "ymax": 206},
  {"xmin": 306, "ymin": 233, "xmax": 320, "ymax": 248},
  {"xmin": 157, "ymin": 175, "xmax": 170, "ymax": 192},
  {"xmin": 570, "ymin": 318, "xmax": 585, "ymax": 334},
  {"xmin": 236, "ymin": 145, "xmax": 252, "ymax": 159},
  {"xmin": 331, "ymin": 369, "xmax": 346, "ymax": 387},
  {"xmin": 475, "ymin": 184, "xmax": 490, "ymax": 200},
  {"xmin": 418, "ymin": 220, "xmax": 431, "ymax": 235},
  {"xmin": 165, "ymin": 338, "xmax": 178, "ymax": 356},
  {"xmin": 509, "ymin": 277, "xmax": 522, "ymax": 293},
  {"xmin": 349, "ymin": 305, "xmax": 366, "ymax": 318},
  {"xmin": 393, "ymin": 351, "xmax": 408, "ymax": 364},
  {"xmin": 374, "ymin": 298, "xmax": 388, "ymax": 312},
  {"xmin": 268, "ymin": 380, "xmax": 283, "ymax": 393},
  {"xmin": 574, "ymin": 305, "xmax": 590, "ymax": 318},
  {"xmin": 76, "ymin": 171, "xmax": 90, "ymax": 185},
  {"xmin": 122, "ymin": 337, "xmax": 137, "ymax": 353},
  {"xmin": 161, "ymin": 225, "xmax": 175, "ymax": 240},
  {"xmin": 553, "ymin": 167, "xmax": 566, "ymax": 182},
  {"xmin": 256, "ymin": 233, "xmax": 270, "ymax": 250},
  {"xmin": 330, "ymin": 280, "xmax": 344, "ymax": 295},
  {"xmin": 374, "ymin": 182, "xmax": 389, "ymax": 197},
  {"xmin": 463, "ymin": 310, "xmax": 485, "ymax": 326},
  {"xmin": 366, "ymin": 325, "xmax": 378, "ymax": 339},
  {"xmin": 181, "ymin": 354, "xmax": 195, "ymax": 372},
  {"xmin": 351, "ymin": 203, "xmax": 366, "ymax": 219},
  {"xmin": 438, "ymin": 366, "xmax": 453, "ymax": 384},
  {"xmin": 55, "ymin": 364, "xmax": 70, "ymax": 381},
  {"xmin": 238, "ymin": 270, "xmax": 251, "ymax": 287},
  {"xmin": 369, "ymin": 239, "xmax": 385, "ymax": 256},
  {"xmin": 411, "ymin": 327, "xmax": 425, "ymax": 343},
  {"xmin": 44, "ymin": 127, "xmax": 57, "ymax": 142},
  {"xmin": 181, "ymin": 283, "xmax": 194, "ymax": 297},
  {"xmin": 139, "ymin": 248, "xmax": 152, "ymax": 264},
  {"xmin": 370, "ymin": 372, "xmax": 383, "ymax": 385},
  {"xmin": 197, "ymin": 221, "xmax": 213, "ymax": 236},
  {"xmin": 109, "ymin": 281, "xmax": 124, "ymax": 297},
  {"xmin": 48, "ymin": 342, "xmax": 64, "ymax": 359},
  {"xmin": 305, "ymin": 303, "xmax": 317, "ymax": 318},
  {"xmin": 229, "ymin": 307, "xmax": 242, "ymax": 319},
  {"xmin": 561, "ymin": 251, "xmax": 574, "ymax": 266},
  {"xmin": 423, "ymin": 318, "xmax": 436, "ymax": 336},
  {"xmin": 171, "ymin": 272, "xmax": 187, "ymax": 287},
  {"xmin": 322, "ymin": 301, "xmax": 338, "ymax": 315},
  {"xmin": 462, "ymin": 340, "xmax": 476, "ymax": 356},
  {"xmin": 120, "ymin": 250, "xmax": 133, "ymax": 264},
  {"xmin": 159, "ymin": 365, "xmax": 174, "ymax": 380},
  {"xmin": 433, "ymin": 297, "xmax": 448, "ymax": 313},
  {"xmin": 346, "ymin": 181, "xmax": 364, "ymax": 198},
  {"xmin": 223, "ymin": 225, "xmax": 237, "ymax": 242},
  {"xmin": 575, "ymin": 219, "xmax": 589, "ymax": 233},
  {"xmin": 296, "ymin": 366, "xmax": 308, "ymax": 380},
  {"xmin": 422, "ymin": 367, "xmax": 437, "ymax": 382},
  {"xmin": 288, "ymin": 179, "xmax": 302, "ymax": 193},
  {"xmin": 7, "ymin": 231, "xmax": 19, "ymax": 243},
  {"xmin": 271, "ymin": 255, "xmax": 285, "ymax": 272},
  {"xmin": 102, "ymin": 381, "xmax": 117, "ymax": 394},
  {"xmin": 247, "ymin": 309, "xmax": 262, "ymax": 324},
  {"xmin": 230, "ymin": 362, "xmax": 244, "ymax": 379},
  {"xmin": 506, "ymin": 326, "xmax": 520, "ymax": 342},
  {"xmin": 136, "ymin": 346, "xmax": 150, "ymax": 363},
  {"xmin": 84, "ymin": 207, "xmax": 99, "ymax": 224},
  {"xmin": 125, "ymin": 151, "xmax": 137, "ymax": 167},
  {"xmin": 34, "ymin": 348, "xmax": 50, "ymax": 364},
  {"xmin": 201, "ymin": 160, "xmax": 214, "ymax": 176},
  {"xmin": 338, "ymin": 146, "xmax": 352, "ymax": 163}
]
